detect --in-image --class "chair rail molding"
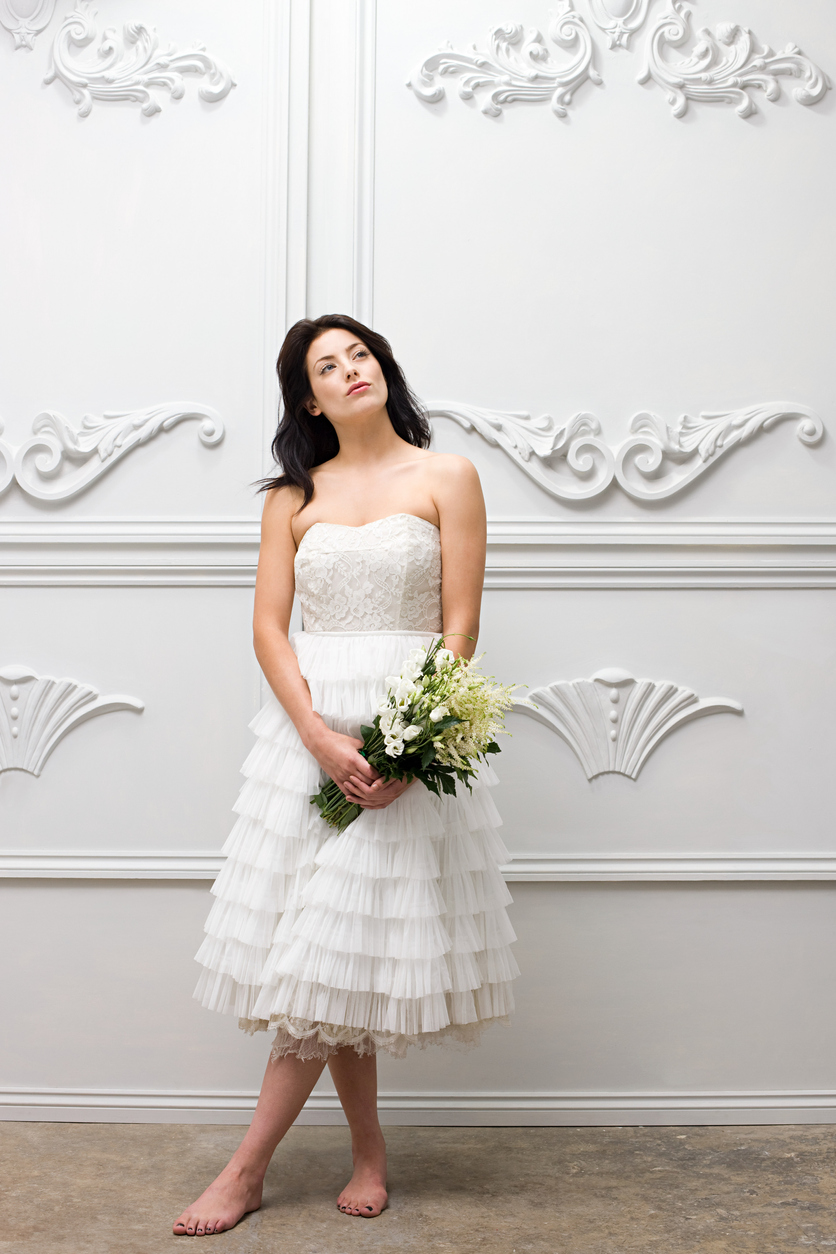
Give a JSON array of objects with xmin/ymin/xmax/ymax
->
[
  {"xmin": 0, "ymin": 404, "xmax": 224, "ymax": 502},
  {"xmin": 407, "ymin": 0, "xmax": 602, "ymax": 119},
  {"xmin": 0, "ymin": 666, "xmax": 143, "ymax": 777},
  {"xmin": 44, "ymin": 2, "xmax": 235, "ymax": 117},
  {"xmin": 0, "ymin": 0, "xmax": 55, "ymax": 49},
  {"xmin": 639, "ymin": 1, "xmax": 831, "ymax": 119},
  {"xmin": 586, "ymin": 0, "xmax": 652, "ymax": 50},
  {"xmin": 514, "ymin": 668, "xmax": 742, "ymax": 780},
  {"xmin": 429, "ymin": 401, "xmax": 824, "ymax": 504},
  {"xmin": 4, "ymin": 850, "xmax": 836, "ymax": 882}
]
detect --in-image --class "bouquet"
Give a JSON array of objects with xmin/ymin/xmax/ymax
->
[{"xmin": 311, "ymin": 636, "xmax": 519, "ymax": 833}]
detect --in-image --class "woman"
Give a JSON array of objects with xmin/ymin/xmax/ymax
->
[{"xmin": 174, "ymin": 315, "xmax": 518, "ymax": 1236}]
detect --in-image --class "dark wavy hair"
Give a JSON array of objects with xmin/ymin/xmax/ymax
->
[{"xmin": 258, "ymin": 314, "xmax": 431, "ymax": 508}]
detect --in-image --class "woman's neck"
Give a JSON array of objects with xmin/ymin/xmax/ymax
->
[{"xmin": 328, "ymin": 409, "xmax": 408, "ymax": 469}]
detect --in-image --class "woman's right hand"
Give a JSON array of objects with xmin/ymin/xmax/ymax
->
[{"xmin": 304, "ymin": 719, "xmax": 382, "ymax": 804}]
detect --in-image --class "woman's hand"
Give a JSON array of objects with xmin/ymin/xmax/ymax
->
[
  {"xmin": 304, "ymin": 722, "xmax": 378, "ymax": 797},
  {"xmin": 343, "ymin": 772, "xmax": 415, "ymax": 809}
]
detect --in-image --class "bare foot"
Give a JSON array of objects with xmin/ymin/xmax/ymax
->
[
  {"xmin": 172, "ymin": 1163, "xmax": 263, "ymax": 1236},
  {"xmin": 336, "ymin": 1156, "xmax": 388, "ymax": 1218}
]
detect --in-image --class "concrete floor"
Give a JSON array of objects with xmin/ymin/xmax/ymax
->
[{"xmin": 2, "ymin": 1123, "xmax": 836, "ymax": 1253}]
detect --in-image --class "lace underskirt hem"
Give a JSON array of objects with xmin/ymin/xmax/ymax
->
[{"xmin": 238, "ymin": 1013, "xmax": 510, "ymax": 1062}]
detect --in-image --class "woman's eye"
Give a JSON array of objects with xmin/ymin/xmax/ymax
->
[{"xmin": 355, "ymin": 350, "xmax": 368, "ymax": 359}]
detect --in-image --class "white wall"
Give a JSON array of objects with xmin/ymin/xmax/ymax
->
[{"xmin": 2, "ymin": 0, "xmax": 835, "ymax": 1125}]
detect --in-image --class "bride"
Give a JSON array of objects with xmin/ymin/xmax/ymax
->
[{"xmin": 173, "ymin": 314, "xmax": 518, "ymax": 1236}]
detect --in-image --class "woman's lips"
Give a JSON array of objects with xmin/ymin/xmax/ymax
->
[{"xmin": 347, "ymin": 381, "xmax": 370, "ymax": 395}]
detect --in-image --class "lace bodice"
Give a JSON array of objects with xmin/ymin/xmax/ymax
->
[{"xmin": 294, "ymin": 513, "xmax": 442, "ymax": 633}]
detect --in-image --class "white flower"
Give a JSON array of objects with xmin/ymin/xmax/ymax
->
[
  {"xmin": 380, "ymin": 710, "xmax": 396, "ymax": 733},
  {"xmin": 396, "ymin": 678, "xmax": 418, "ymax": 700},
  {"xmin": 403, "ymin": 725, "xmax": 422, "ymax": 741},
  {"xmin": 434, "ymin": 648, "xmax": 455, "ymax": 669},
  {"xmin": 429, "ymin": 705, "xmax": 449, "ymax": 723},
  {"xmin": 385, "ymin": 738, "xmax": 404, "ymax": 757}
]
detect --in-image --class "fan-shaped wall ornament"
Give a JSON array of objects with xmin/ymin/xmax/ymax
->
[
  {"xmin": 0, "ymin": 666, "xmax": 144, "ymax": 776},
  {"xmin": 515, "ymin": 668, "xmax": 742, "ymax": 779}
]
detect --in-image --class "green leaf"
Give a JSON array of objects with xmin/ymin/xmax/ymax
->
[
  {"xmin": 360, "ymin": 724, "xmax": 375, "ymax": 739},
  {"xmin": 485, "ymin": 741, "xmax": 501, "ymax": 754},
  {"xmin": 439, "ymin": 773, "xmax": 457, "ymax": 796},
  {"xmin": 420, "ymin": 744, "xmax": 436, "ymax": 769}
]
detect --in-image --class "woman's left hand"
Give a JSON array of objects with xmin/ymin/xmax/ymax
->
[{"xmin": 344, "ymin": 773, "xmax": 415, "ymax": 809}]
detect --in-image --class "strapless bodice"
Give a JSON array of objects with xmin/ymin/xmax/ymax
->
[{"xmin": 294, "ymin": 513, "xmax": 442, "ymax": 633}]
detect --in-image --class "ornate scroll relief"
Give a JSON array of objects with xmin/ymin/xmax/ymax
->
[
  {"xmin": 586, "ymin": 0, "xmax": 653, "ymax": 50},
  {"xmin": 45, "ymin": 3, "xmax": 235, "ymax": 117},
  {"xmin": 0, "ymin": 0, "xmax": 55, "ymax": 49},
  {"xmin": 0, "ymin": 666, "xmax": 143, "ymax": 776},
  {"xmin": 515, "ymin": 669, "xmax": 742, "ymax": 780},
  {"xmin": 615, "ymin": 404, "xmax": 823, "ymax": 501},
  {"xmin": 428, "ymin": 402, "xmax": 614, "ymax": 501},
  {"xmin": 407, "ymin": 1, "xmax": 601, "ymax": 118},
  {"xmin": 430, "ymin": 401, "xmax": 823, "ymax": 504},
  {"xmin": 0, "ymin": 404, "xmax": 224, "ymax": 502},
  {"xmin": 638, "ymin": 1, "xmax": 830, "ymax": 118}
]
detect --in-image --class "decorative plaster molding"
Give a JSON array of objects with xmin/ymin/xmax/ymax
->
[
  {"xmin": 614, "ymin": 404, "xmax": 823, "ymax": 502},
  {"xmin": 430, "ymin": 401, "xmax": 823, "ymax": 504},
  {"xmin": 3, "ymin": 850, "xmax": 835, "ymax": 882},
  {"xmin": 0, "ymin": 403, "xmax": 224, "ymax": 502},
  {"xmin": 407, "ymin": 0, "xmax": 601, "ymax": 118},
  {"xmin": 639, "ymin": 1, "xmax": 830, "ymax": 118},
  {"xmin": 515, "ymin": 668, "xmax": 742, "ymax": 779},
  {"xmin": 586, "ymin": 0, "xmax": 652, "ymax": 50},
  {"xmin": 0, "ymin": 0, "xmax": 55, "ymax": 49},
  {"xmin": 0, "ymin": 666, "xmax": 143, "ymax": 776},
  {"xmin": 44, "ymin": 2, "xmax": 235, "ymax": 117},
  {"xmin": 430, "ymin": 403, "xmax": 614, "ymax": 501}
]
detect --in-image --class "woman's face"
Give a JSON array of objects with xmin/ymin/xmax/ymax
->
[{"xmin": 305, "ymin": 327, "xmax": 388, "ymax": 425}]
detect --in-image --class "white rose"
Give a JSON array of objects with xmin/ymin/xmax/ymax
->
[
  {"xmin": 429, "ymin": 706, "xmax": 449, "ymax": 723},
  {"xmin": 403, "ymin": 725, "xmax": 422, "ymax": 741},
  {"xmin": 434, "ymin": 649, "xmax": 455, "ymax": 669},
  {"xmin": 385, "ymin": 739, "xmax": 404, "ymax": 758}
]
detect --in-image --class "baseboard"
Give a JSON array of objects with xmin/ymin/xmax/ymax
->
[{"xmin": 3, "ymin": 1087, "xmax": 836, "ymax": 1126}]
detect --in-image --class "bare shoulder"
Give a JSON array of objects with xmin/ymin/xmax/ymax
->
[
  {"xmin": 428, "ymin": 453, "xmax": 481, "ymax": 481},
  {"xmin": 425, "ymin": 452, "xmax": 481, "ymax": 492},
  {"xmin": 261, "ymin": 484, "xmax": 304, "ymax": 539}
]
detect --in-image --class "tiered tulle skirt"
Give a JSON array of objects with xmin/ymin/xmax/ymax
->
[{"xmin": 193, "ymin": 629, "xmax": 519, "ymax": 1060}]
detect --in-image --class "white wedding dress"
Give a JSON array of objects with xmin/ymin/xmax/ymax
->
[{"xmin": 193, "ymin": 512, "xmax": 519, "ymax": 1059}]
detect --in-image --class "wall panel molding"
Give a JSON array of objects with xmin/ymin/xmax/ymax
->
[
  {"xmin": 4, "ymin": 1084, "xmax": 836, "ymax": 1125},
  {"xmin": 3, "ymin": 850, "xmax": 836, "ymax": 882},
  {"xmin": 2, "ymin": 518, "xmax": 835, "ymax": 587}
]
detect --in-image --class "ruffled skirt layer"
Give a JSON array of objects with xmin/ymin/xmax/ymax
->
[{"xmin": 193, "ymin": 629, "xmax": 518, "ymax": 1060}]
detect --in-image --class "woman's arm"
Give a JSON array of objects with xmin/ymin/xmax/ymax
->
[
  {"xmin": 252, "ymin": 488, "xmax": 380, "ymax": 800},
  {"xmin": 434, "ymin": 455, "xmax": 487, "ymax": 660},
  {"xmin": 345, "ymin": 456, "xmax": 487, "ymax": 810}
]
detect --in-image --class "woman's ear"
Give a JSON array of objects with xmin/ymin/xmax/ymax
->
[{"xmin": 305, "ymin": 397, "xmax": 321, "ymax": 416}]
